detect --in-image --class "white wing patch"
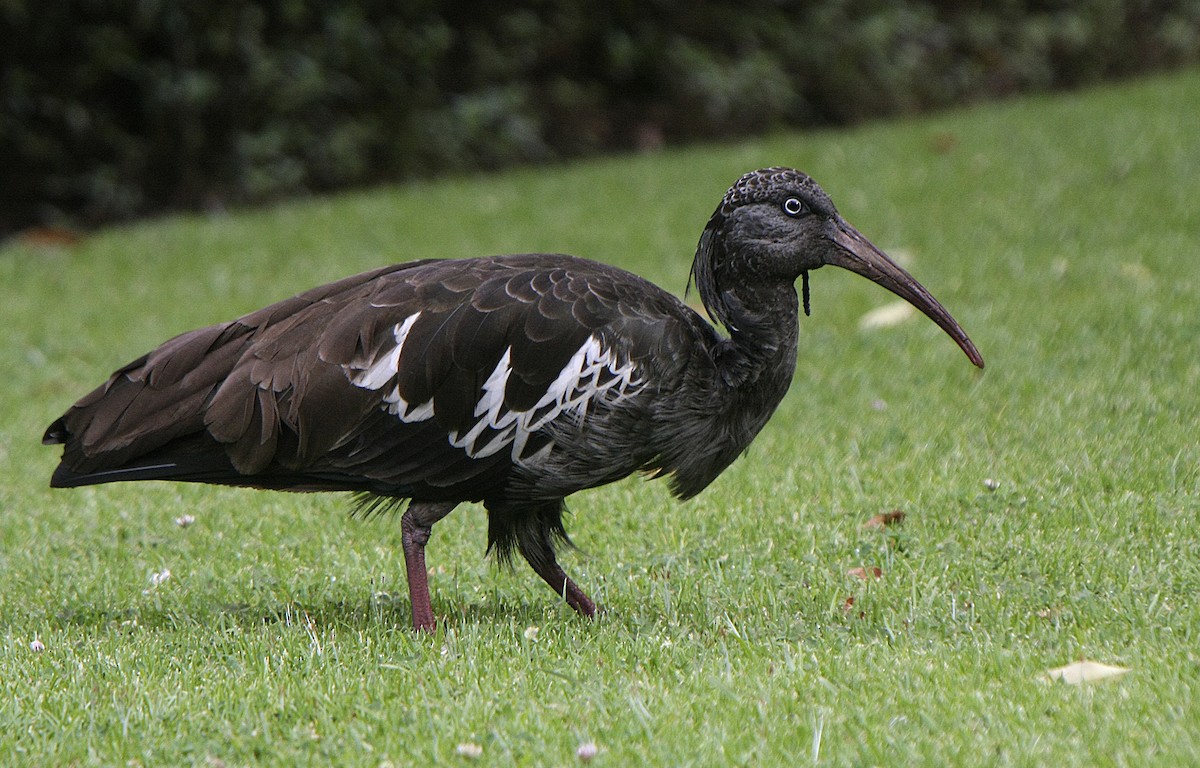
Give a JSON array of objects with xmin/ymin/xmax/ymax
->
[
  {"xmin": 347, "ymin": 316, "xmax": 642, "ymax": 464},
  {"xmin": 347, "ymin": 312, "xmax": 437, "ymax": 422},
  {"xmin": 448, "ymin": 337, "xmax": 642, "ymax": 460},
  {"xmin": 350, "ymin": 312, "xmax": 421, "ymax": 390}
]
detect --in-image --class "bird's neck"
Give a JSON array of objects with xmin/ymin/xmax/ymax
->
[
  {"xmin": 713, "ymin": 283, "xmax": 800, "ymax": 391},
  {"xmin": 658, "ymin": 282, "xmax": 801, "ymax": 500}
]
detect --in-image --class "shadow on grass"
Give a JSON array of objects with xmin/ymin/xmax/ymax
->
[{"xmin": 50, "ymin": 591, "xmax": 588, "ymax": 635}]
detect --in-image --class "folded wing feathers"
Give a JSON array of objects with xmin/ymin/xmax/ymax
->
[
  {"xmin": 49, "ymin": 264, "xmax": 418, "ymax": 475},
  {"xmin": 349, "ymin": 308, "xmax": 645, "ymax": 465},
  {"xmin": 47, "ymin": 256, "xmax": 681, "ymax": 493}
]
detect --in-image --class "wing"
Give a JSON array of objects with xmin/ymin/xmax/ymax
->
[
  {"xmin": 45, "ymin": 254, "xmax": 708, "ymax": 501},
  {"xmin": 43, "ymin": 262, "xmax": 426, "ymax": 488}
]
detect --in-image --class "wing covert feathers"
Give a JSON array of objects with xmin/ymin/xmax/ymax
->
[{"xmin": 45, "ymin": 255, "xmax": 706, "ymax": 500}]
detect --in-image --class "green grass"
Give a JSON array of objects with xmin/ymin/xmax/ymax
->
[{"xmin": 3, "ymin": 69, "xmax": 1199, "ymax": 766}]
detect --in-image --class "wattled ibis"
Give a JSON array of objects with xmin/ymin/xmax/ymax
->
[{"xmin": 44, "ymin": 168, "xmax": 984, "ymax": 631}]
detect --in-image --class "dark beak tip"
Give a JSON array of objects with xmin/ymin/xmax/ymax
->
[
  {"xmin": 951, "ymin": 331, "xmax": 985, "ymax": 369},
  {"xmin": 830, "ymin": 221, "xmax": 985, "ymax": 371}
]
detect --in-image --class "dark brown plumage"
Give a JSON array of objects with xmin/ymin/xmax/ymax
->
[{"xmin": 44, "ymin": 168, "xmax": 983, "ymax": 631}]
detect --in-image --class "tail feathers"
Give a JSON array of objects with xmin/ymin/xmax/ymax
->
[
  {"xmin": 48, "ymin": 451, "xmax": 240, "ymax": 489},
  {"xmin": 48, "ymin": 446, "xmax": 413, "ymax": 496}
]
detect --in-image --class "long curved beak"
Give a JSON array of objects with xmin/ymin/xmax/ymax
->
[{"xmin": 826, "ymin": 219, "xmax": 984, "ymax": 368}]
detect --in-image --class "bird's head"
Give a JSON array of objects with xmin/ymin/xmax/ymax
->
[{"xmin": 691, "ymin": 167, "xmax": 984, "ymax": 368}]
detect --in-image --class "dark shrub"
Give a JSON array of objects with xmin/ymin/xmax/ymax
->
[{"xmin": 3, "ymin": 0, "xmax": 1198, "ymax": 233}]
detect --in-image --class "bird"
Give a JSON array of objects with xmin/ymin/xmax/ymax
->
[{"xmin": 44, "ymin": 167, "xmax": 984, "ymax": 632}]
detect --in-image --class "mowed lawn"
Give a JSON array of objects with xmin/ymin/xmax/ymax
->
[{"xmin": 2, "ymin": 69, "xmax": 1198, "ymax": 765}]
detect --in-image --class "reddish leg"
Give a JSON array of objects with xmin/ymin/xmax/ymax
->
[
  {"xmin": 400, "ymin": 501, "xmax": 456, "ymax": 632},
  {"xmin": 522, "ymin": 551, "xmax": 597, "ymax": 618}
]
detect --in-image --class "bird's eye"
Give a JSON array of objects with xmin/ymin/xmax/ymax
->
[{"xmin": 782, "ymin": 197, "xmax": 805, "ymax": 217}]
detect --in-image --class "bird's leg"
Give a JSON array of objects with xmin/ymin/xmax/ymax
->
[
  {"xmin": 518, "ymin": 531, "xmax": 596, "ymax": 618},
  {"xmin": 523, "ymin": 554, "xmax": 597, "ymax": 618},
  {"xmin": 489, "ymin": 499, "xmax": 598, "ymax": 619},
  {"xmin": 400, "ymin": 500, "xmax": 456, "ymax": 632}
]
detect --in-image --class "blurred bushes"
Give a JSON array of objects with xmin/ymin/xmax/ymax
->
[{"xmin": 3, "ymin": 0, "xmax": 1198, "ymax": 233}]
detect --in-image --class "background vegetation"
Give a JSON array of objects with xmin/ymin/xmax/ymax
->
[
  {"xmin": 1, "ymin": 68, "xmax": 1197, "ymax": 764},
  {"xmin": 5, "ymin": 0, "xmax": 1200, "ymax": 233}
]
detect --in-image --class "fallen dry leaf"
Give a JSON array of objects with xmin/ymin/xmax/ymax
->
[
  {"xmin": 1043, "ymin": 660, "xmax": 1130, "ymax": 685},
  {"xmin": 863, "ymin": 510, "xmax": 906, "ymax": 530},
  {"xmin": 17, "ymin": 226, "xmax": 83, "ymax": 248},
  {"xmin": 455, "ymin": 742, "xmax": 483, "ymax": 759},
  {"xmin": 858, "ymin": 301, "xmax": 915, "ymax": 330},
  {"xmin": 930, "ymin": 131, "xmax": 959, "ymax": 154},
  {"xmin": 887, "ymin": 248, "xmax": 916, "ymax": 268},
  {"xmin": 1118, "ymin": 261, "xmax": 1155, "ymax": 288},
  {"xmin": 846, "ymin": 566, "xmax": 883, "ymax": 581}
]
